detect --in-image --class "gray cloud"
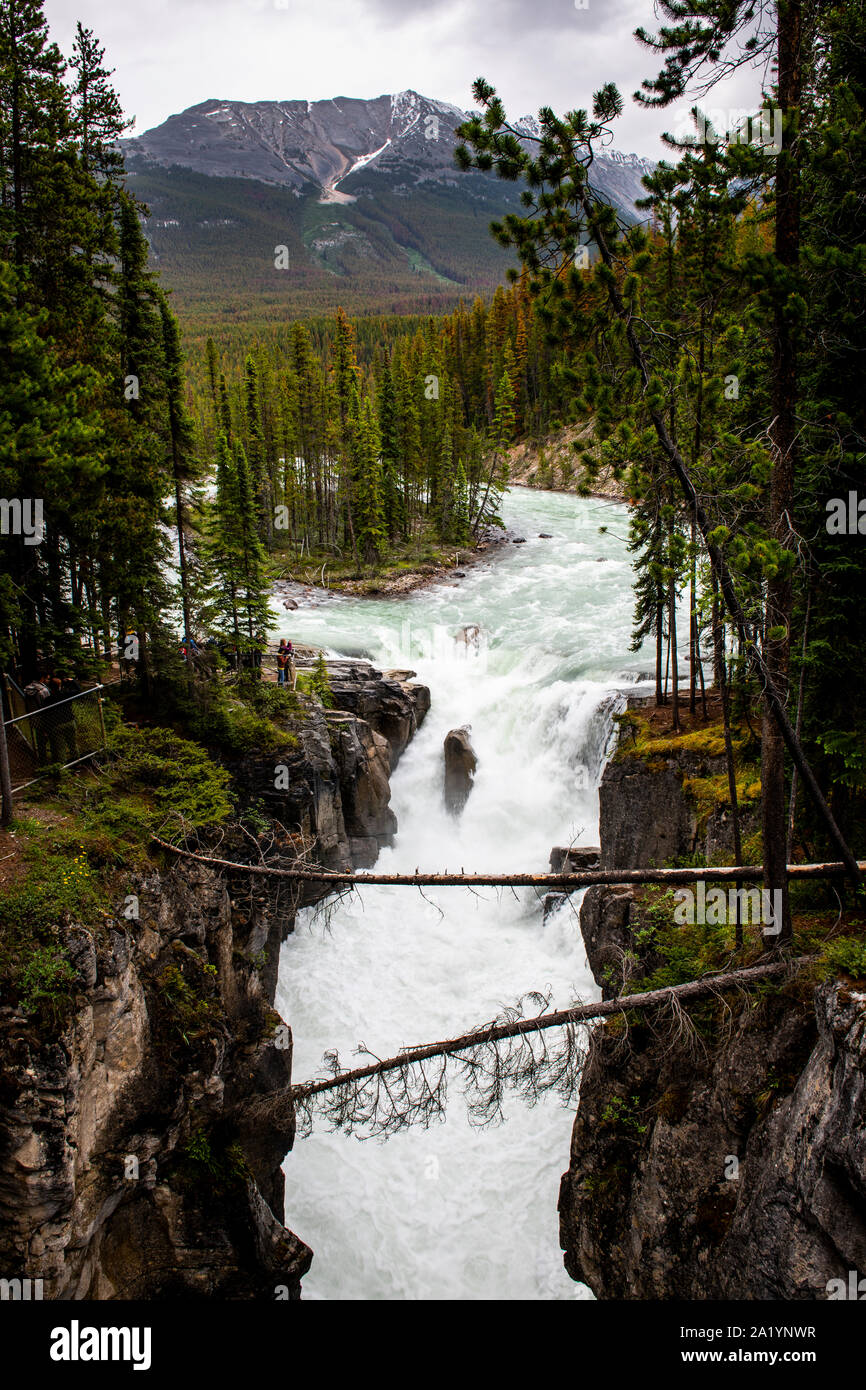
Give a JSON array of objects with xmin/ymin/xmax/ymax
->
[
  {"xmin": 43, "ymin": 0, "xmax": 766, "ymax": 158},
  {"xmin": 356, "ymin": 0, "xmax": 619, "ymax": 36}
]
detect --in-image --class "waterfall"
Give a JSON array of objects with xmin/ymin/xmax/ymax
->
[{"xmin": 274, "ymin": 487, "xmax": 651, "ymax": 1300}]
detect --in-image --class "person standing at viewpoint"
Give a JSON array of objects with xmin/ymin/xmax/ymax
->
[{"xmin": 276, "ymin": 639, "xmax": 290, "ymax": 686}]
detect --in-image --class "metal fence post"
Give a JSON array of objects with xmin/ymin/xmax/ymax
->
[{"xmin": 96, "ymin": 686, "xmax": 107, "ymax": 747}]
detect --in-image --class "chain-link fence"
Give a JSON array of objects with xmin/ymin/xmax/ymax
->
[{"xmin": 2, "ymin": 679, "xmax": 107, "ymax": 791}]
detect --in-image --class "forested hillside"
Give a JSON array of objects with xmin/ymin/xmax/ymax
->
[
  {"xmin": 0, "ymin": 5, "xmax": 191, "ymax": 686},
  {"xmin": 121, "ymin": 90, "xmax": 654, "ymax": 335},
  {"xmin": 192, "ymin": 274, "xmax": 580, "ymax": 582}
]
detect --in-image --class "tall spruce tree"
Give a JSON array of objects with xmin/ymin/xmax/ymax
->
[{"xmin": 158, "ymin": 293, "xmax": 199, "ymax": 663}]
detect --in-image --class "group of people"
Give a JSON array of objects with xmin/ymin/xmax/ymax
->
[
  {"xmin": 179, "ymin": 635, "xmax": 204, "ymax": 663},
  {"xmin": 179, "ymin": 633, "xmax": 296, "ymax": 686},
  {"xmin": 276, "ymin": 639, "xmax": 295, "ymax": 687},
  {"xmin": 21, "ymin": 668, "xmax": 83, "ymax": 765}
]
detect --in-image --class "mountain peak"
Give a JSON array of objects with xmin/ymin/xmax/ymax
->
[
  {"xmin": 124, "ymin": 90, "xmax": 471, "ymax": 194},
  {"xmin": 124, "ymin": 90, "xmax": 651, "ymax": 203},
  {"xmin": 121, "ymin": 89, "xmax": 655, "ymax": 324}
]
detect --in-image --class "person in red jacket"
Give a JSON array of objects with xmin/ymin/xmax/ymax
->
[{"xmin": 276, "ymin": 639, "xmax": 290, "ymax": 686}]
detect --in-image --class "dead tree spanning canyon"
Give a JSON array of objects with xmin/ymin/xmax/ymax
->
[{"xmin": 288, "ymin": 959, "xmax": 801, "ymax": 1137}]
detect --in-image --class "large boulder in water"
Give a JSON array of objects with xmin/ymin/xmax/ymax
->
[{"xmin": 444, "ymin": 726, "xmax": 477, "ymax": 815}]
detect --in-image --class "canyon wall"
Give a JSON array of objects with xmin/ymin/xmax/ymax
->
[
  {"xmin": 0, "ymin": 663, "xmax": 428, "ymax": 1299},
  {"xmin": 558, "ymin": 707, "xmax": 866, "ymax": 1299}
]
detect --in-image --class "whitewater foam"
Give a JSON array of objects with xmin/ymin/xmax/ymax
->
[{"xmin": 275, "ymin": 487, "xmax": 652, "ymax": 1300}]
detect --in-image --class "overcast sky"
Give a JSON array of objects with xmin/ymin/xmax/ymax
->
[{"xmin": 43, "ymin": 0, "xmax": 770, "ymax": 158}]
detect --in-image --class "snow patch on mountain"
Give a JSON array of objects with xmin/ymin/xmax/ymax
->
[{"xmin": 343, "ymin": 139, "xmax": 392, "ymax": 180}]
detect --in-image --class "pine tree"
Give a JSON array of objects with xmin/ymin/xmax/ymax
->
[
  {"xmin": 473, "ymin": 368, "xmax": 514, "ymax": 535},
  {"xmin": 452, "ymin": 461, "xmax": 471, "ymax": 547},
  {"xmin": 205, "ymin": 337, "xmax": 219, "ymax": 408},
  {"xmin": 218, "ymin": 373, "xmax": 232, "ymax": 440},
  {"xmin": 378, "ymin": 361, "xmax": 406, "ymax": 541},
  {"xmin": 231, "ymin": 439, "xmax": 270, "ymax": 645},
  {"xmin": 310, "ymin": 650, "xmax": 334, "ymax": 707},
  {"xmin": 628, "ymin": 488, "xmax": 667, "ymax": 706},
  {"xmin": 0, "ymin": 0, "xmax": 67, "ymax": 278},
  {"xmin": 158, "ymin": 293, "xmax": 200, "ymax": 663},
  {"xmin": 205, "ymin": 431, "xmax": 242, "ymax": 656},
  {"xmin": 243, "ymin": 353, "xmax": 269, "ymax": 541},
  {"xmin": 68, "ymin": 21, "xmax": 129, "ymax": 177},
  {"xmin": 353, "ymin": 397, "xmax": 386, "ymax": 564}
]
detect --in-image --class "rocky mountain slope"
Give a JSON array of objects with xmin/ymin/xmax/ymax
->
[
  {"xmin": 124, "ymin": 91, "xmax": 653, "ymax": 208},
  {"xmin": 124, "ymin": 92, "xmax": 470, "ymax": 196},
  {"xmin": 121, "ymin": 90, "xmax": 654, "ymax": 325}
]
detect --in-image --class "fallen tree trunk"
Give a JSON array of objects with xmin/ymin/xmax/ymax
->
[
  {"xmin": 152, "ymin": 838, "xmax": 864, "ymax": 888},
  {"xmin": 291, "ymin": 957, "xmax": 805, "ymax": 1100}
]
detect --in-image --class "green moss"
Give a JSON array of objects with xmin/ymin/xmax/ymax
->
[
  {"xmin": 740, "ymin": 829, "xmax": 763, "ymax": 864},
  {"xmin": 16, "ymin": 946, "xmax": 77, "ymax": 1027},
  {"xmin": 648, "ymin": 727, "xmax": 731, "ymax": 757},
  {"xmin": 178, "ymin": 1128, "xmax": 249, "ymax": 1193},
  {"xmin": 682, "ymin": 765, "xmax": 761, "ymax": 835},
  {"xmin": 155, "ymin": 944, "xmax": 222, "ymax": 1047},
  {"xmin": 611, "ymin": 710, "xmax": 642, "ymax": 753},
  {"xmin": 821, "ymin": 934, "xmax": 866, "ymax": 983},
  {"xmin": 615, "ymin": 712, "xmax": 755, "ymax": 764}
]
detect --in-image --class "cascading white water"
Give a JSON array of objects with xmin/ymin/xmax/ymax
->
[{"xmin": 274, "ymin": 487, "xmax": 651, "ymax": 1300}]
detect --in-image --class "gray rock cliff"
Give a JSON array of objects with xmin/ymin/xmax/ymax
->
[
  {"xmin": 0, "ymin": 662, "xmax": 430, "ymax": 1299},
  {"xmin": 558, "ymin": 705, "xmax": 866, "ymax": 1299}
]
